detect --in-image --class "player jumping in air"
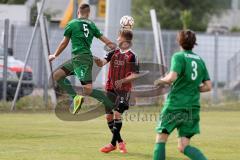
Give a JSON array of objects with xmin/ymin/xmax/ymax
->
[
  {"xmin": 49, "ymin": 3, "xmax": 115, "ymax": 114},
  {"xmin": 94, "ymin": 29, "xmax": 139, "ymax": 154},
  {"xmin": 153, "ymin": 30, "xmax": 212, "ymax": 160}
]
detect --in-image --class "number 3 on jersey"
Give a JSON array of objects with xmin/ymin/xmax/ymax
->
[
  {"xmin": 191, "ymin": 61, "xmax": 198, "ymax": 80},
  {"xmin": 83, "ymin": 24, "xmax": 89, "ymax": 37}
]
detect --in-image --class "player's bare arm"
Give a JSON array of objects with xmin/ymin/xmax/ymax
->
[
  {"xmin": 93, "ymin": 57, "xmax": 108, "ymax": 67},
  {"xmin": 115, "ymin": 73, "xmax": 139, "ymax": 89},
  {"xmin": 49, "ymin": 37, "xmax": 70, "ymax": 62},
  {"xmin": 199, "ymin": 80, "xmax": 212, "ymax": 92},
  {"xmin": 154, "ymin": 71, "xmax": 177, "ymax": 86},
  {"xmin": 99, "ymin": 35, "xmax": 116, "ymax": 50}
]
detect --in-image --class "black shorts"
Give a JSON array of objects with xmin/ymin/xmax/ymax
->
[{"xmin": 105, "ymin": 90, "xmax": 130, "ymax": 114}]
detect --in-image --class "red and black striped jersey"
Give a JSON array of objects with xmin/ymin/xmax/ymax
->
[{"xmin": 104, "ymin": 49, "xmax": 139, "ymax": 92}]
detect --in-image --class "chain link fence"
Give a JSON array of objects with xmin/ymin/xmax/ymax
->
[
  {"xmin": 1, "ymin": 19, "xmax": 240, "ymax": 108},
  {"xmin": 227, "ymin": 51, "xmax": 240, "ymax": 91}
]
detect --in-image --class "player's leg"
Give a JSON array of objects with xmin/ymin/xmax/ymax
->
[
  {"xmin": 111, "ymin": 111, "xmax": 122, "ymax": 146},
  {"xmin": 153, "ymin": 108, "xmax": 176, "ymax": 160},
  {"xmin": 73, "ymin": 81, "xmax": 114, "ymax": 114},
  {"xmin": 99, "ymin": 113, "xmax": 117, "ymax": 153},
  {"xmin": 73, "ymin": 55, "xmax": 114, "ymax": 111},
  {"xmin": 71, "ymin": 83, "xmax": 91, "ymax": 115},
  {"xmin": 81, "ymin": 83, "xmax": 113, "ymax": 107},
  {"xmin": 100, "ymin": 90, "xmax": 117, "ymax": 153},
  {"xmin": 53, "ymin": 62, "xmax": 76, "ymax": 99},
  {"xmin": 178, "ymin": 137, "xmax": 207, "ymax": 160},
  {"xmin": 112, "ymin": 91, "xmax": 130, "ymax": 153},
  {"xmin": 106, "ymin": 113, "xmax": 114, "ymax": 133},
  {"xmin": 177, "ymin": 109, "xmax": 208, "ymax": 160},
  {"xmin": 87, "ymin": 86, "xmax": 114, "ymax": 109},
  {"xmin": 104, "ymin": 90, "xmax": 116, "ymax": 134},
  {"xmin": 153, "ymin": 133, "xmax": 169, "ymax": 160},
  {"xmin": 112, "ymin": 111, "xmax": 127, "ymax": 153}
]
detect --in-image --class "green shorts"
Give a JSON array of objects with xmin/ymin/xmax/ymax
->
[
  {"xmin": 156, "ymin": 107, "xmax": 200, "ymax": 138},
  {"xmin": 61, "ymin": 54, "xmax": 93, "ymax": 85}
]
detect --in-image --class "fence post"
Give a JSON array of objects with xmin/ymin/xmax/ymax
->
[
  {"xmin": 9, "ymin": 24, "xmax": 14, "ymax": 49},
  {"xmin": 166, "ymin": 32, "xmax": 171, "ymax": 66},
  {"xmin": 234, "ymin": 55, "xmax": 237, "ymax": 82},
  {"xmin": 150, "ymin": 9, "xmax": 161, "ymax": 65},
  {"xmin": 43, "ymin": 18, "xmax": 49, "ymax": 107},
  {"xmin": 2, "ymin": 19, "xmax": 9, "ymax": 101},
  {"xmin": 11, "ymin": 0, "xmax": 47, "ymax": 111},
  {"xmin": 38, "ymin": 3, "xmax": 57, "ymax": 108},
  {"xmin": 226, "ymin": 60, "xmax": 230, "ymax": 89},
  {"xmin": 38, "ymin": 31, "xmax": 43, "ymax": 87},
  {"xmin": 236, "ymin": 54, "xmax": 239, "ymax": 82},
  {"xmin": 70, "ymin": 0, "xmax": 79, "ymax": 88},
  {"xmin": 212, "ymin": 32, "xmax": 219, "ymax": 104},
  {"xmin": 43, "ymin": 54, "xmax": 48, "ymax": 106}
]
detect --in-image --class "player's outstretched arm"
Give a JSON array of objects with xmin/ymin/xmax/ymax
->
[
  {"xmin": 154, "ymin": 71, "xmax": 177, "ymax": 86},
  {"xmin": 93, "ymin": 56, "xmax": 108, "ymax": 67},
  {"xmin": 115, "ymin": 73, "xmax": 140, "ymax": 89},
  {"xmin": 49, "ymin": 37, "xmax": 70, "ymax": 62},
  {"xmin": 99, "ymin": 36, "xmax": 116, "ymax": 50},
  {"xmin": 123, "ymin": 73, "xmax": 140, "ymax": 83},
  {"xmin": 199, "ymin": 80, "xmax": 212, "ymax": 92}
]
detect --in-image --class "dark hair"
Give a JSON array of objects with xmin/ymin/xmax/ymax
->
[
  {"xmin": 177, "ymin": 30, "xmax": 197, "ymax": 50},
  {"xmin": 79, "ymin": 3, "xmax": 90, "ymax": 14},
  {"xmin": 119, "ymin": 29, "xmax": 133, "ymax": 41}
]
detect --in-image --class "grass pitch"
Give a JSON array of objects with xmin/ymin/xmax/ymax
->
[{"xmin": 0, "ymin": 107, "xmax": 239, "ymax": 160}]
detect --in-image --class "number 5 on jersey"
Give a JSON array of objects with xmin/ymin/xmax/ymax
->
[
  {"xmin": 191, "ymin": 61, "xmax": 198, "ymax": 80},
  {"xmin": 83, "ymin": 24, "xmax": 89, "ymax": 37}
]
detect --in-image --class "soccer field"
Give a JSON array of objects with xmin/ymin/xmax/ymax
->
[{"xmin": 0, "ymin": 109, "xmax": 239, "ymax": 160}]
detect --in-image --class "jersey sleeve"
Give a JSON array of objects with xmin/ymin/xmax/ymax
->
[
  {"xmin": 64, "ymin": 23, "xmax": 72, "ymax": 38},
  {"xmin": 130, "ymin": 54, "xmax": 140, "ymax": 74},
  {"xmin": 92, "ymin": 23, "xmax": 103, "ymax": 38},
  {"xmin": 104, "ymin": 50, "xmax": 115, "ymax": 62},
  {"xmin": 170, "ymin": 53, "xmax": 184, "ymax": 75},
  {"xmin": 203, "ymin": 63, "xmax": 210, "ymax": 82}
]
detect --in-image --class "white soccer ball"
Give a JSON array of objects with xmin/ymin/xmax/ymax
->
[{"xmin": 120, "ymin": 15, "xmax": 134, "ymax": 29}]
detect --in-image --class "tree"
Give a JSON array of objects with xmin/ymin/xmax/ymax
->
[
  {"xmin": 30, "ymin": 0, "xmax": 53, "ymax": 26},
  {"xmin": 132, "ymin": 0, "xmax": 229, "ymax": 31},
  {"xmin": 180, "ymin": 10, "xmax": 192, "ymax": 30},
  {"xmin": 0, "ymin": 0, "xmax": 27, "ymax": 4}
]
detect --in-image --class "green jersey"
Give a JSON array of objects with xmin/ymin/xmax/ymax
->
[
  {"xmin": 64, "ymin": 18, "xmax": 103, "ymax": 55},
  {"xmin": 164, "ymin": 50, "xmax": 210, "ymax": 110}
]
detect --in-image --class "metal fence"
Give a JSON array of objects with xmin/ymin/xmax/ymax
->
[
  {"xmin": 0, "ymin": 19, "xmax": 10, "ymax": 101},
  {"xmin": 1, "ymin": 20, "xmax": 240, "ymax": 104},
  {"xmin": 227, "ymin": 51, "xmax": 240, "ymax": 90},
  {"xmin": 12, "ymin": 27, "xmax": 178, "ymax": 87},
  {"xmin": 0, "ymin": 21, "xmax": 4, "ymax": 45}
]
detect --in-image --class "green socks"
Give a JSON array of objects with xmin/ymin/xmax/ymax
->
[
  {"xmin": 153, "ymin": 142, "xmax": 165, "ymax": 160},
  {"xmin": 152, "ymin": 143, "xmax": 207, "ymax": 160},
  {"xmin": 57, "ymin": 78, "xmax": 113, "ymax": 109},
  {"xmin": 57, "ymin": 78, "xmax": 76, "ymax": 99},
  {"xmin": 184, "ymin": 145, "xmax": 208, "ymax": 160},
  {"xmin": 90, "ymin": 89, "xmax": 114, "ymax": 109}
]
